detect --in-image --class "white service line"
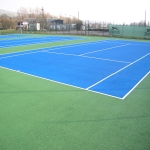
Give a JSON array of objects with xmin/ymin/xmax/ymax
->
[
  {"xmin": 47, "ymin": 51, "xmax": 79, "ymax": 57},
  {"xmin": 86, "ymin": 52, "xmax": 150, "ymax": 90},
  {"xmin": 122, "ymin": 71, "xmax": 150, "ymax": 99},
  {"xmin": 0, "ymin": 65, "xmax": 123, "ymax": 100},
  {"xmin": 43, "ymin": 40, "xmax": 110, "ymax": 52},
  {"xmin": 79, "ymin": 43, "xmax": 130, "ymax": 56},
  {"xmin": 46, "ymin": 51, "xmax": 131, "ymax": 64}
]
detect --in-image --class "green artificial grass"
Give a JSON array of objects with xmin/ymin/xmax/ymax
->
[
  {"xmin": 0, "ymin": 35, "xmax": 150, "ymax": 150},
  {"xmin": 0, "ymin": 65, "xmax": 150, "ymax": 150}
]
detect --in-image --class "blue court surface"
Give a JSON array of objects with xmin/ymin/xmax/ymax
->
[
  {"xmin": 0, "ymin": 38, "xmax": 150, "ymax": 99},
  {"xmin": 0, "ymin": 34, "xmax": 82, "ymax": 48}
]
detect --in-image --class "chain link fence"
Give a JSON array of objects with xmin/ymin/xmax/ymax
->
[{"xmin": 1, "ymin": 21, "xmax": 150, "ymax": 40}]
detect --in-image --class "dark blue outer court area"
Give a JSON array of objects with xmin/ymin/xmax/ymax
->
[{"xmin": 0, "ymin": 39, "xmax": 150, "ymax": 99}]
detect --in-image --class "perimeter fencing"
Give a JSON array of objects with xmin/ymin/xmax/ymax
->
[
  {"xmin": 1, "ymin": 21, "xmax": 150, "ymax": 40},
  {"xmin": 23, "ymin": 22, "xmax": 150, "ymax": 40},
  {"xmin": 24, "ymin": 22, "xmax": 110, "ymax": 36},
  {"xmin": 108, "ymin": 25, "xmax": 150, "ymax": 39}
]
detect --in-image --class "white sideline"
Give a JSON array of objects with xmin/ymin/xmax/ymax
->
[
  {"xmin": 86, "ymin": 52, "xmax": 150, "ymax": 90},
  {"xmin": 0, "ymin": 65, "xmax": 123, "ymax": 100},
  {"xmin": 122, "ymin": 71, "xmax": 150, "ymax": 99}
]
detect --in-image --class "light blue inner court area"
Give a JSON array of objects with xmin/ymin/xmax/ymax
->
[
  {"xmin": 0, "ymin": 39, "xmax": 150, "ymax": 99},
  {"xmin": 0, "ymin": 35, "xmax": 82, "ymax": 48}
]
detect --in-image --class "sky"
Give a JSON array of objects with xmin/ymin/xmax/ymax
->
[{"xmin": 0, "ymin": 0, "xmax": 150, "ymax": 24}]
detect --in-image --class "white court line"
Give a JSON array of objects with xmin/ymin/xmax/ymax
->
[
  {"xmin": 107, "ymin": 40, "xmax": 150, "ymax": 47},
  {"xmin": 122, "ymin": 71, "xmax": 150, "ymax": 99},
  {"xmin": 47, "ymin": 51, "xmax": 131, "ymax": 64},
  {"xmin": 0, "ymin": 39, "xmax": 74, "ymax": 48},
  {"xmin": 0, "ymin": 51, "xmax": 43, "ymax": 59},
  {"xmin": 42, "ymin": 40, "xmax": 109, "ymax": 51},
  {"xmin": 0, "ymin": 37, "xmax": 84, "ymax": 49},
  {"xmin": 0, "ymin": 66, "xmax": 123, "ymax": 100},
  {"xmin": 130, "ymin": 43, "xmax": 150, "ymax": 47},
  {"xmin": 0, "ymin": 38, "xmax": 102, "ymax": 52},
  {"xmin": 79, "ymin": 44, "xmax": 130, "ymax": 56},
  {"xmin": 47, "ymin": 51, "xmax": 79, "ymax": 57},
  {"xmin": 86, "ymin": 52, "xmax": 150, "ymax": 90},
  {"xmin": 0, "ymin": 36, "xmax": 71, "ymax": 44},
  {"xmin": 0, "ymin": 40, "xmax": 109, "ymax": 56},
  {"xmin": 82, "ymin": 56, "xmax": 131, "ymax": 64}
]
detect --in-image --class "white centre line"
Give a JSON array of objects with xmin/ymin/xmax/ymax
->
[
  {"xmin": 86, "ymin": 52, "xmax": 150, "ymax": 90},
  {"xmin": 46, "ymin": 51, "xmax": 131, "ymax": 64}
]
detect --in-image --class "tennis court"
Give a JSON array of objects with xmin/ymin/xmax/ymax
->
[
  {"xmin": 0, "ymin": 34, "xmax": 150, "ymax": 150},
  {"xmin": 0, "ymin": 34, "xmax": 82, "ymax": 48},
  {"xmin": 0, "ymin": 35, "xmax": 150, "ymax": 99}
]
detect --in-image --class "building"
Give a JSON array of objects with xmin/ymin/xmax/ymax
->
[
  {"xmin": 47, "ymin": 18, "xmax": 63, "ymax": 25},
  {"xmin": 28, "ymin": 23, "xmax": 40, "ymax": 31},
  {"xmin": 16, "ymin": 22, "xmax": 28, "ymax": 30},
  {"xmin": 23, "ymin": 18, "xmax": 64, "ymax": 31}
]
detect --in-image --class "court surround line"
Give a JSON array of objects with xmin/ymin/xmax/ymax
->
[
  {"xmin": 86, "ymin": 52, "xmax": 150, "ymax": 90},
  {"xmin": 0, "ymin": 66, "xmax": 123, "ymax": 100}
]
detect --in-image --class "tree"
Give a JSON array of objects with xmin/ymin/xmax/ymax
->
[
  {"xmin": 0, "ymin": 14, "xmax": 15, "ymax": 29},
  {"xmin": 76, "ymin": 20, "xmax": 83, "ymax": 30},
  {"xmin": 17, "ymin": 7, "xmax": 28, "ymax": 21}
]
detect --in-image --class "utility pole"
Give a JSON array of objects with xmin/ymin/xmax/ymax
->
[
  {"xmin": 41, "ymin": 7, "xmax": 44, "ymax": 31},
  {"xmin": 88, "ymin": 21, "xmax": 89, "ymax": 35},
  {"xmin": 145, "ymin": 10, "xmax": 146, "ymax": 26},
  {"xmin": 20, "ymin": 21, "xmax": 22, "ymax": 34},
  {"xmin": 77, "ymin": 11, "xmax": 79, "ymax": 34}
]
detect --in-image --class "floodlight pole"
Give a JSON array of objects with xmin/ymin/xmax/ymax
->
[
  {"xmin": 70, "ymin": 15, "xmax": 71, "ymax": 34},
  {"xmin": 41, "ymin": 7, "xmax": 44, "ymax": 31},
  {"xmin": 20, "ymin": 21, "xmax": 22, "ymax": 34},
  {"xmin": 145, "ymin": 10, "xmax": 146, "ymax": 26},
  {"xmin": 87, "ymin": 21, "xmax": 89, "ymax": 35},
  {"xmin": 85, "ymin": 21, "xmax": 86, "ymax": 35},
  {"xmin": 77, "ymin": 11, "xmax": 79, "ymax": 34}
]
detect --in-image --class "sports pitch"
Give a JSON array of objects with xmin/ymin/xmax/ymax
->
[{"xmin": 0, "ymin": 34, "xmax": 150, "ymax": 150}]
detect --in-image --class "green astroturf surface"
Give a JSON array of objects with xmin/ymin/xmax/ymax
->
[{"xmin": 0, "ymin": 35, "xmax": 150, "ymax": 150}]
